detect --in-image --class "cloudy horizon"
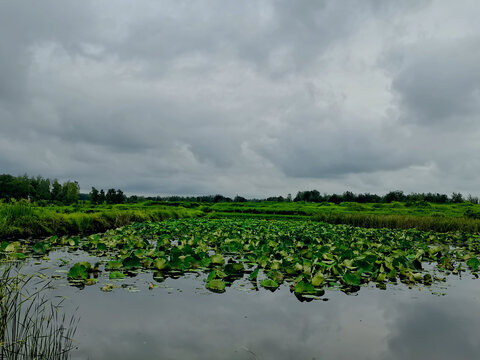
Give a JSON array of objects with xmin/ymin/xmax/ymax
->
[{"xmin": 1, "ymin": 1, "xmax": 480, "ymax": 198}]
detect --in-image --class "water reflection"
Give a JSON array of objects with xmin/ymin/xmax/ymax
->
[{"xmin": 21, "ymin": 251, "xmax": 480, "ymax": 360}]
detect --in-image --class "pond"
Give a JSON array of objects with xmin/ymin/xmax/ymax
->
[{"xmin": 20, "ymin": 248, "xmax": 480, "ymax": 360}]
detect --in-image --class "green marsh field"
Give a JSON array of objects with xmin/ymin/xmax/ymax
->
[{"xmin": 3, "ymin": 201, "xmax": 480, "ymax": 359}]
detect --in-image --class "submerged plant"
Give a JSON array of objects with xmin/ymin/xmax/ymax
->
[{"xmin": 0, "ymin": 261, "xmax": 78, "ymax": 359}]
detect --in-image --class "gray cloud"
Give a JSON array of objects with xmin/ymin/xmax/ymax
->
[
  {"xmin": 389, "ymin": 38, "xmax": 480, "ymax": 126},
  {"xmin": 1, "ymin": 0, "xmax": 480, "ymax": 196}
]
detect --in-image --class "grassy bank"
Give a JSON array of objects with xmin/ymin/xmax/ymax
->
[
  {"xmin": 203, "ymin": 200, "xmax": 480, "ymax": 218},
  {"xmin": 310, "ymin": 212, "xmax": 480, "ymax": 233},
  {"xmin": 0, "ymin": 202, "xmax": 202, "ymax": 239},
  {"xmin": 3, "ymin": 200, "xmax": 480, "ymax": 240}
]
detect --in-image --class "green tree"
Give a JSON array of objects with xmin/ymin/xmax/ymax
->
[
  {"xmin": 115, "ymin": 189, "xmax": 126, "ymax": 204},
  {"xmin": 61, "ymin": 181, "xmax": 80, "ymax": 205},
  {"xmin": 98, "ymin": 189, "xmax": 106, "ymax": 204},
  {"xmin": 451, "ymin": 192, "xmax": 464, "ymax": 203},
  {"xmin": 34, "ymin": 176, "xmax": 51, "ymax": 201},
  {"xmin": 90, "ymin": 187, "xmax": 99, "ymax": 205},
  {"xmin": 51, "ymin": 180, "xmax": 62, "ymax": 202},
  {"xmin": 105, "ymin": 189, "xmax": 117, "ymax": 204}
]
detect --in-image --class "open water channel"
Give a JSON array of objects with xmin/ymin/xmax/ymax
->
[{"xmin": 16, "ymin": 248, "xmax": 480, "ymax": 360}]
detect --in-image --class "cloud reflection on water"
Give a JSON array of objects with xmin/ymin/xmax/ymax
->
[{"xmin": 24, "ymin": 252, "xmax": 480, "ymax": 360}]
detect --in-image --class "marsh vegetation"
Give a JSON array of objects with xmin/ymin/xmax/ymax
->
[{"xmin": 0, "ymin": 261, "xmax": 77, "ymax": 359}]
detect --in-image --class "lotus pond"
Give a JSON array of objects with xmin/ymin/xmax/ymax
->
[{"xmin": 3, "ymin": 219, "xmax": 480, "ymax": 359}]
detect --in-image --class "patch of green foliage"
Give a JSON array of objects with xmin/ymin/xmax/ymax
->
[
  {"xmin": 5, "ymin": 218, "xmax": 480, "ymax": 300},
  {"xmin": 3, "ymin": 199, "xmax": 480, "ymax": 241},
  {"xmin": 0, "ymin": 201, "xmax": 202, "ymax": 239}
]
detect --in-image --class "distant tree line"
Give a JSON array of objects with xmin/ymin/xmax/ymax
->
[
  {"xmin": 89, "ymin": 187, "xmax": 126, "ymax": 205},
  {"xmin": 0, "ymin": 174, "xmax": 80, "ymax": 205},
  {"xmin": 2, "ymin": 173, "xmax": 479, "ymax": 206},
  {"xmin": 293, "ymin": 190, "xmax": 478, "ymax": 204},
  {"xmin": 140, "ymin": 190, "xmax": 479, "ymax": 204}
]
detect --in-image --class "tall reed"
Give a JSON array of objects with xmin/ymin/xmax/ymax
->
[{"xmin": 0, "ymin": 261, "xmax": 78, "ymax": 359}]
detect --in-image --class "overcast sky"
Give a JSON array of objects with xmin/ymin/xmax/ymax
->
[{"xmin": 1, "ymin": 0, "xmax": 480, "ymax": 197}]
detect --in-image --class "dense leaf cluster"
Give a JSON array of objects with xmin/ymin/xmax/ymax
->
[
  {"xmin": 4, "ymin": 219, "xmax": 480, "ymax": 300},
  {"xmin": 0, "ymin": 174, "xmax": 79, "ymax": 205},
  {"xmin": 89, "ymin": 187, "xmax": 126, "ymax": 205}
]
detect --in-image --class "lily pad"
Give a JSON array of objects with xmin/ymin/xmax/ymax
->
[
  {"xmin": 109, "ymin": 271, "xmax": 126, "ymax": 279},
  {"xmin": 206, "ymin": 279, "xmax": 226, "ymax": 293},
  {"xmin": 68, "ymin": 262, "xmax": 91, "ymax": 281},
  {"xmin": 210, "ymin": 254, "xmax": 225, "ymax": 265},
  {"xmin": 294, "ymin": 280, "xmax": 316, "ymax": 295},
  {"xmin": 260, "ymin": 279, "xmax": 279, "ymax": 290}
]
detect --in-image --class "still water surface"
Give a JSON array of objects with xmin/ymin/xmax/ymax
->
[{"xmin": 24, "ymin": 249, "xmax": 480, "ymax": 360}]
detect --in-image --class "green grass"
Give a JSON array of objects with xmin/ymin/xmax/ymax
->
[
  {"xmin": 0, "ymin": 202, "xmax": 203, "ymax": 239},
  {"xmin": 3, "ymin": 200, "xmax": 480, "ymax": 240}
]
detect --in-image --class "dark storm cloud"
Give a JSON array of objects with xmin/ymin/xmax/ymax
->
[{"xmin": 1, "ymin": 0, "xmax": 480, "ymax": 196}]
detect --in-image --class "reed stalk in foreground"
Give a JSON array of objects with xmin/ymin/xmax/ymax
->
[{"xmin": 0, "ymin": 261, "xmax": 78, "ymax": 360}]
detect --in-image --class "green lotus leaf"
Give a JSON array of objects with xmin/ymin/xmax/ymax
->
[
  {"xmin": 260, "ymin": 279, "xmax": 279, "ymax": 289},
  {"xmin": 32, "ymin": 241, "xmax": 48, "ymax": 254},
  {"xmin": 268, "ymin": 270, "xmax": 284, "ymax": 284},
  {"xmin": 294, "ymin": 280, "xmax": 316, "ymax": 295},
  {"xmin": 4, "ymin": 242, "xmax": 20, "ymax": 252},
  {"xmin": 206, "ymin": 279, "xmax": 226, "ymax": 293},
  {"xmin": 106, "ymin": 260, "xmax": 123, "ymax": 270},
  {"xmin": 249, "ymin": 267, "xmax": 259, "ymax": 281},
  {"xmin": 343, "ymin": 271, "xmax": 362, "ymax": 286},
  {"xmin": 122, "ymin": 254, "xmax": 142, "ymax": 269},
  {"xmin": 153, "ymin": 258, "xmax": 169, "ymax": 270},
  {"xmin": 68, "ymin": 262, "xmax": 91, "ymax": 280},
  {"xmin": 225, "ymin": 262, "xmax": 244, "ymax": 275},
  {"xmin": 207, "ymin": 270, "xmax": 217, "ymax": 282},
  {"xmin": 210, "ymin": 254, "xmax": 225, "ymax": 265},
  {"xmin": 200, "ymin": 257, "xmax": 211, "ymax": 267},
  {"xmin": 467, "ymin": 258, "xmax": 480, "ymax": 271},
  {"xmin": 311, "ymin": 273, "xmax": 325, "ymax": 287},
  {"xmin": 109, "ymin": 271, "xmax": 126, "ymax": 279}
]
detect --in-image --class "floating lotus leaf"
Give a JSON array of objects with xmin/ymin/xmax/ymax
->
[
  {"xmin": 210, "ymin": 254, "xmax": 225, "ymax": 265},
  {"xmin": 294, "ymin": 280, "xmax": 316, "ymax": 295},
  {"xmin": 311, "ymin": 273, "xmax": 325, "ymax": 287},
  {"xmin": 260, "ymin": 279, "xmax": 279, "ymax": 290},
  {"xmin": 249, "ymin": 268, "xmax": 259, "ymax": 281},
  {"xmin": 4, "ymin": 242, "xmax": 20, "ymax": 252},
  {"xmin": 109, "ymin": 271, "xmax": 126, "ymax": 279},
  {"xmin": 11, "ymin": 216, "xmax": 480, "ymax": 299},
  {"xmin": 68, "ymin": 262, "xmax": 91, "ymax": 281},
  {"xmin": 343, "ymin": 271, "xmax": 362, "ymax": 286},
  {"xmin": 467, "ymin": 258, "xmax": 480, "ymax": 271},
  {"xmin": 106, "ymin": 260, "xmax": 123, "ymax": 270},
  {"xmin": 32, "ymin": 241, "xmax": 48, "ymax": 254},
  {"xmin": 122, "ymin": 253, "xmax": 142, "ymax": 269},
  {"xmin": 225, "ymin": 261, "xmax": 244, "ymax": 275},
  {"xmin": 153, "ymin": 258, "xmax": 169, "ymax": 270},
  {"xmin": 206, "ymin": 279, "xmax": 226, "ymax": 293}
]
